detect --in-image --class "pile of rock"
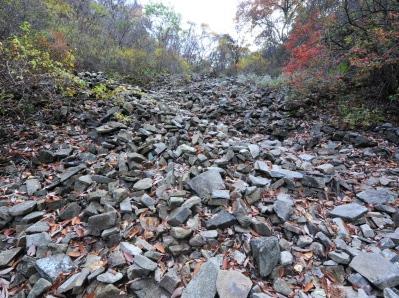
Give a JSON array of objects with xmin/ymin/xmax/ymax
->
[{"xmin": 0, "ymin": 76, "xmax": 399, "ymax": 297}]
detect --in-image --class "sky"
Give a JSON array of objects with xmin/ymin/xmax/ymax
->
[{"xmin": 140, "ymin": 0, "xmax": 240, "ymax": 36}]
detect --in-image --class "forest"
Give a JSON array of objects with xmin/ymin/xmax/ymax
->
[{"xmin": 0, "ymin": 1, "xmax": 399, "ymax": 298}]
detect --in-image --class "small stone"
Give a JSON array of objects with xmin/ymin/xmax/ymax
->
[
  {"xmin": 248, "ymin": 144, "xmax": 260, "ymax": 158},
  {"xmin": 60, "ymin": 202, "xmax": 81, "ymax": 220},
  {"xmin": 328, "ymin": 251, "xmax": 351, "ymax": 264},
  {"xmin": 159, "ymin": 269, "xmax": 181, "ymax": 294},
  {"xmin": 360, "ymin": 224, "xmax": 375, "ymax": 238},
  {"xmin": 96, "ymin": 122, "xmax": 127, "ymax": 134},
  {"xmin": 297, "ymin": 235, "xmax": 313, "ymax": 248},
  {"xmin": 0, "ymin": 248, "xmax": 21, "ymax": 267},
  {"xmin": 133, "ymin": 178, "xmax": 153, "ymax": 191},
  {"xmin": 9, "ymin": 201, "xmax": 37, "ymax": 217},
  {"xmin": 187, "ymin": 170, "xmax": 225, "ymax": 199},
  {"xmin": 248, "ymin": 175, "xmax": 271, "ymax": 187},
  {"xmin": 27, "ymin": 278, "xmax": 52, "ymax": 298},
  {"xmin": 26, "ymin": 221, "xmax": 50, "ymax": 234},
  {"xmin": 273, "ymin": 278, "xmax": 292, "ymax": 296},
  {"xmin": 206, "ymin": 210, "xmax": 237, "ymax": 229},
  {"xmin": 88, "ymin": 212, "xmax": 118, "ymax": 236},
  {"xmin": 316, "ymin": 164, "xmax": 335, "ymax": 174},
  {"xmin": 167, "ymin": 207, "xmax": 192, "ymax": 226},
  {"xmin": 35, "ymin": 254, "xmax": 75, "ymax": 281},
  {"xmin": 280, "ymin": 251, "xmax": 293, "ymax": 266},
  {"xmin": 356, "ymin": 189, "xmax": 397, "ymax": 205},
  {"xmin": 26, "ymin": 179, "xmax": 41, "ymax": 195},
  {"xmin": 170, "ymin": 227, "xmax": 192, "ymax": 239},
  {"xmin": 273, "ymin": 193, "xmax": 294, "ymax": 221},
  {"xmin": 216, "ymin": 270, "xmax": 252, "ymax": 298},
  {"xmin": 97, "ymin": 270, "xmax": 123, "ymax": 284},
  {"xmin": 182, "ymin": 257, "xmax": 221, "ymax": 298},
  {"xmin": 58, "ymin": 269, "xmax": 90, "ymax": 293},
  {"xmin": 350, "ymin": 252, "xmax": 399, "ymax": 289},
  {"xmin": 26, "ymin": 232, "xmax": 51, "ymax": 248},
  {"xmin": 120, "ymin": 242, "xmax": 142, "ymax": 256},
  {"xmin": 168, "ymin": 244, "xmax": 191, "ymax": 256},
  {"xmin": 134, "ymin": 254, "xmax": 157, "ymax": 271},
  {"xmin": 251, "ymin": 236, "xmax": 280, "ymax": 277},
  {"xmin": 329, "ymin": 203, "xmax": 368, "ymax": 221}
]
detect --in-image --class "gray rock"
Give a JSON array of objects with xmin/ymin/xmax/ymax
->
[
  {"xmin": 133, "ymin": 178, "xmax": 153, "ymax": 191},
  {"xmin": 171, "ymin": 227, "xmax": 192, "ymax": 239},
  {"xmin": 96, "ymin": 121, "xmax": 127, "ymax": 134},
  {"xmin": 248, "ymin": 175, "xmax": 271, "ymax": 187},
  {"xmin": 26, "ymin": 179, "xmax": 41, "ymax": 195},
  {"xmin": 360, "ymin": 224, "xmax": 375, "ymax": 238},
  {"xmin": 120, "ymin": 242, "xmax": 142, "ymax": 256},
  {"xmin": 27, "ymin": 278, "xmax": 52, "ymax": 298},
  {"xmin": 329, "ymin": 203, "xmax": 368, "ymax": 221},
  {"xmin": 159, "ymin": 269, "xmax": 181, "ymax": 294},
  {"xmin": 58, "ymin": 164, "xmax": 86, "ymax": 183},
  {"xmin": 26, "ymin": 232, "xmax": 51, "ymax": 248},
  {"xmin": 328, "ymin": 251, "xmax": 351, "ymax": 264},
  {"xmin": 206, "ymin": 210, "xmax": 237, "ymax": 229},
  {"xmin": 9, "ymin": 201, "xmax": 37, "ymax": 217},
  {"xmin": 134, "ymin": 254, "xmax": 157, "ymax": 271},
  {"xmin": 60, "ymin": 202, "xmax": 81, "ymax": 220},
  {"xmin": 216, "ymin": 270, "xmax": 252, "ymax": 298},
  {"xmin": 88, "ymin": 211, "xmax": 118, "ymax": 236},
  {"xmin": 0, "ymin": 247, "xmax": 21, "ymax": 267},
  {"xmin": 268, "ymin": 165, "xmax": 303, "ymax": 180},
  {"xmin": 251, "ymin": 236, "xmax": 280, "ymax": 277},
  {"xmin": 349, "ymin": 252, "xmax": 399, "ymax": 289},
  {"xmin": 273, "ymin": 278, "xmax": 292, "ymax": 296},
  {"xmin": 168, "ymin": 206, "xmax": 192, "ymax": 226},
  {"xmin": 280, "ymin": 251, "xmax": 293, "ymax": 266},
  {"xmin": 356, "ymin": 189, "xmax": 397, "ymax": 205},
  {"xmin": 35, "ymin": 254, "xmax": 75, "ymax": 281},
  {"xmin": 273, "ymin": 193, "xmax": 294, "ymax": 221},
  {"xmin": 384, "ymin": 288, "xmax": 399, "ymax": 298},
  {"xmin": 182, "ymin": 257, "xmax": 221, "ymax": 298},
  {"xmin": 248, "ymin": 144, "xmax": 260, "ymax": 158},
  {"xmin": 187, "ymin": 170, "xmax": 225, "ymax": 199},
  {"xmin": 58, "ymin": 268, "xmax": 90, "ymax": 293},
  {"xmin": 97, "ymin": 270, "xmax": 123, "ymax": 284},
  {"xmin": 130, "ymin": 278, "xmax": 170, "ymax": 298},
  {"xmin": 26, "ymin": 221, "xmax": 50, "ymax": 234},
  {"xmin": 302, "ymin": 175, "xmax": 326, "ymax": 189}
]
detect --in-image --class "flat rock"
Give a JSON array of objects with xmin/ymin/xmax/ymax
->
[
  {"xmin": 216, "ymin": 270, "xmax": 252, "ymax": 298},
  {"xmin": 58, "ymin": 269, "xmax": 90, "ymax": 293},
  {"xmin": 251, "ymin": 236, "xmax": 280, "ymax": 277},
  {"xmin": 96, "ymin": 121, "xmax": 127, "ymax": 134},
  {"xmin": 26, "ymin": 179, "xmax": 41, "ymax": 195},
  {"xmin": 9, "ymin": 201, "xmax": 37, "ymax": 217},
  {"xmin": 273, "ymin": 193, "xmax": 294, "ymax": 221},
  {"xmin": 182, "ymin": 257, "xmax": 221, "ymax": 298},
  {"xmin": 206, "ymin": 210, "xmax": 237, "ymax": 229},
  {"xmin": 120, "ymin": 242, "xmax": 142, "ymax": 256},
  {"xmin": 35, "ymin": 254, "xmax": 75, "ymax": 281},
  {"xmin": 356, "ymin": 189, "xmax": 397, "ymax": 205},
  {"xmin": 0, "ymin": 247, "xmax": 22, "ymax": 267},
  {"xmin": 133, "ymin": 178, "xmax": 153, "ymax": 191},
  {"xmin": 349, "ymin": 252, "xmax": 399, "ymax": 289},
  {"xmin": 97, "ymin": 270, "xmax": 123, "ymax": 284},
  {"xmin": 187, "ymin": 170, "xmax": 225, "ymax": 199},
  {"xmin": 329, "ymin": 203, "xmax": 368, "ymax": 221}
]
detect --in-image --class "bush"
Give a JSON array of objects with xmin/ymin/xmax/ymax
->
[{"xmin": 0, "ymin": 22, "xmax": 81, "ymax": 118}]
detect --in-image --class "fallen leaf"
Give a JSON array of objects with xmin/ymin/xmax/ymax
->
[
  {"xmin": 303, "ymin": 281, "xmax": 314, "ymax": 292},
  {"xmin": 154, "ymin": 243, "xmax": 165, "ymax": 253}
]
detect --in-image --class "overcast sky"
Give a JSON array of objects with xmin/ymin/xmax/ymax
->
[{"xmin": 140, "ymin": 0, "xmax": 240, "ymax": 36}]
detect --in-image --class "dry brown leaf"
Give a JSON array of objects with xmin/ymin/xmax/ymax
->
[{"xmin": 154, "ymin": 242, "xmax": 165, "ymax": 253}]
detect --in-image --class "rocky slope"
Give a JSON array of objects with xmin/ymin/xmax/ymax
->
[{"xmin": 1, "ymin": 74, "xmax": 399, "ymax": 298}]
